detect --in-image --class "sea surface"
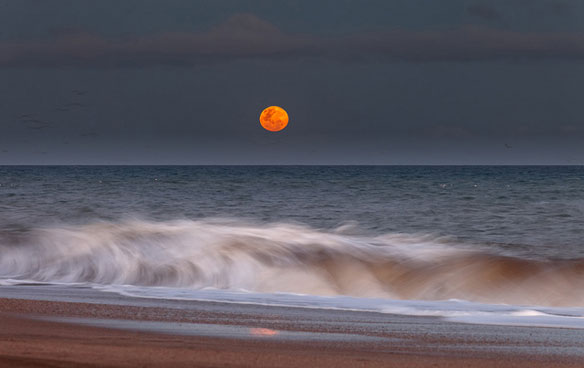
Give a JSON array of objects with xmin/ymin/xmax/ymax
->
[{"xmin": 1, "ymin": 166, "xmax": 584, "ymax": 327}]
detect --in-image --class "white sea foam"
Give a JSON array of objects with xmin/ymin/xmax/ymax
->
[
  {"xmin": 94, "ymin": 285, "xmax": 584, "ymax": 329},
  {"xmin": 1, "ymin": 219, "xmax": 584, "ymax": 308}
]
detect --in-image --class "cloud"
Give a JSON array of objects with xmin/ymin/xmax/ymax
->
[
  {"xmin": 1, "ymin": 14, "xmax": 584, "ymax": 67},
  {"xmin": 466, "ymin": 4, "xmax": 502, "ymax": 21},
  {"xmin": 544, "ymin": 0, "xmax": 573, "ymax": 15},
  {"xmin": 47, "ymin": 26, "xmax": 96, "ymax": 38},
  {"xmin": 340, "ymin": 25, "xmax": 584, "ymax": 62},
  {"xmin": 511, "ymin": 0, "xmax": 575, "ymax": 17}
]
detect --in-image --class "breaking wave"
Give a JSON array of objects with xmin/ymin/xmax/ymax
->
[{"xmin": 1, "ymin": 219, "xmax": 583, "ymax": 307}]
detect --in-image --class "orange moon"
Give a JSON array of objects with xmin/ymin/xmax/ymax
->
[{"xmin": 259, "ymin": 106, "xmax": 289, "ymax": 132}]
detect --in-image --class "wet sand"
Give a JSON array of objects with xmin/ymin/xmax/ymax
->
[{"xmin": 1, "ymin": 286, "xmax": 583, "ymax": 367}]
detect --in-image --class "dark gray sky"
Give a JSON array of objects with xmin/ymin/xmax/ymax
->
[{"xmin": 1, "ymin": 0, "xmax": 583, "ymax": 164}]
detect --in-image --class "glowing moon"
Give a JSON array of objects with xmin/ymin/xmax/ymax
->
[{"xmin": 260, "ymin": 106, "xmax": 289, "ymax": 132}]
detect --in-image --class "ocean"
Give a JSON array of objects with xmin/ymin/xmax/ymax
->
[{"xmin": 1, "ymin": 165, "xmax": 584, "ymax": 328}]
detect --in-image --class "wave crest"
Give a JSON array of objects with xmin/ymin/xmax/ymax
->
[{"xmin": 1, "ymin": 219, "xmax": 583, "ymax": 306}]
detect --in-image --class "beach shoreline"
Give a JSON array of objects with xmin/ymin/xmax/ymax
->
[{"xmin": 1, "ymin": 287, "xmax": 583, "ymax": 367}]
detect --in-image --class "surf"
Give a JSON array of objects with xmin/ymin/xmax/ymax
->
[{"xmin": 1, "ymin": 219, "xmax": 583, "ymax": 307}]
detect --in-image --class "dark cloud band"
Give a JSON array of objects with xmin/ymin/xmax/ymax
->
[{"xmin": 1, "ymin": 14, "xmax": 584, "ymax": 67}]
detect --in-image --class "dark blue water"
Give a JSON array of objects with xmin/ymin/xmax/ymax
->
[{"xmin": 1, "ymin": 165, "xmax": 583, "ymax": 258}]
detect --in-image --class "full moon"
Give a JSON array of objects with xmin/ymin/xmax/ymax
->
[{"xmin": 260, "ymin": 106, "xmax": 289, "ymax": 132}]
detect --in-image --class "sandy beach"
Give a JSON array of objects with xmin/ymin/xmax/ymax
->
[{"xmin": 1, "ymin": 286, "xmax": 583, "ymax": 367}]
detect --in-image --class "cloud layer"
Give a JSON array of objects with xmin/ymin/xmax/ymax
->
[
  {"xmin": 466, "ymin": 4, "xmax": 502, "ymax": 21},
  {"xmin": 2, "ymin": 13, "xmax": 584, "ymax": 67}
]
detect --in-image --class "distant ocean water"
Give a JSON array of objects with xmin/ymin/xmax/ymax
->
[{"xmin": 1, "ymin": 166, "xmax": 584, "ymax": 325}]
